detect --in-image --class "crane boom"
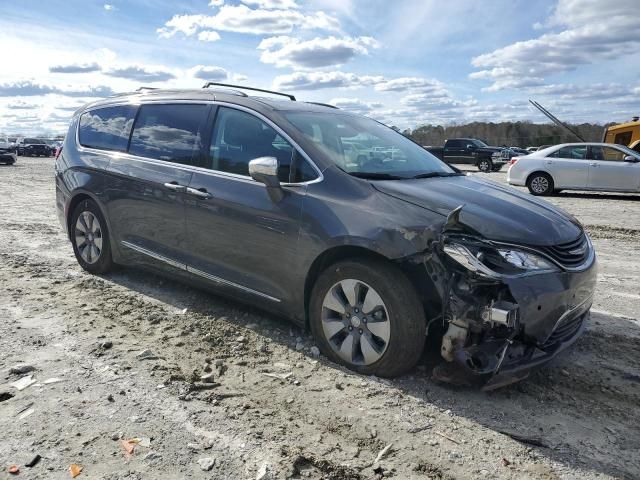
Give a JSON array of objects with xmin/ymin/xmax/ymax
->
[{"xmin": 529, "ymin": 100, "xmax": 586, "ymax": 142}]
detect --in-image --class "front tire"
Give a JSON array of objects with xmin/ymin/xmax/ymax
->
[
  {"xmin": 309, "ymin": 259, "xmax": 426, "ymax": 377},
  {"xmin": 527, "ymin": 172, "xmax": 554, "ymax": 196},
  {"xmin": 478, "ymin": 158, "xmax": 493, "ymax": 172},
  {"xmin": 70, "ymin": 199, "xmax": 114, "ymax": 274}
]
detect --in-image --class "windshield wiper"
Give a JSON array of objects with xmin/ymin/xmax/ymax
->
[
  {"xmin": 411, "ymin": 172, "xmax": 464, "ymax": 179},
  {"xmin": 348, "ymin": 172, "xmax": 405, "ymax": 180}
]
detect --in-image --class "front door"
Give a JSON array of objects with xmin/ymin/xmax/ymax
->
[
  {"xmin": 587, "ymin": 145, "xmax": 640, "ymax": 192},
  {"xmin": 544, "ymin": 145, "xmax": 589, "ymax": 189},
  {"xmin": 184, "ymin": 106, "xmax": 311, "ymax": 305},
  {"xmin": 105, "ymin": 103, "xmax": 211, "ymax": 266}
]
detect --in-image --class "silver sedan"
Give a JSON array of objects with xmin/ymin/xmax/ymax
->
[{"xmin": 507, "ymin": 143, "xmax": 640, "ymax": 195}]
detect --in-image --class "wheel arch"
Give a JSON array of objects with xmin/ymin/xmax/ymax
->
[
  {"xmin": 303, "ymin": 245, "xmax": 440, "ymax": 329},
  {"xmin": 66, "ymin": 190, "xmax": 119, "ymax": 259}
]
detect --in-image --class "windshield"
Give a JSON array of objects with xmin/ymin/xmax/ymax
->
[
  {"xmin": 284, "ymin": 112, "xmax": 456, "ymax": 179},
  {"xmin": 470, "ymin": 139, "xmax": 488, "ymax": 147},
  {"xmin": 25, "ymin": 138, "xmax": 44, "ymax": 144}
]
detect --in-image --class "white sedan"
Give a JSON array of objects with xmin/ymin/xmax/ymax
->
[{"xmin": 507, "ymin": 143, "xmax": 640, "ymax": 195}]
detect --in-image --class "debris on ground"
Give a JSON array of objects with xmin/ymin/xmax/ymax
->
[
  {"xmin": 8, "ymin": 465, "xmax": 19, "ymax": 475},
  {"xmin": 69, "ymin": 463, "xmax": 83, "ymax": 477},
  {"xmin": 197, "ymin": 457, "xmax": 216, "ymax": 471},
  {"xmin": 25, "ymin": 454, "xmax": 41, "ymax": 468},
  {"xmin": 261, "ymin": 372, "xmax": 293, "ymax": 380},
  {"xmin": 10, "ymin": 375, "xmax": 36, "ymax": 391},
  {"xmin": 136, "ymin": 349, "xmax": 158, "ymax": 360},
  {"xmin": 121, "ymin": 438, "xmax": 139, "ymax": 457},
  {"xmin": 0, "ymin": 391, "xmax": 14, "ymax": 402},
  {"xmin": 256, "ymin": 463, "xmax": 273, "ymax": 480},
  {"xmin": 9, "ymin": 364, "xmax": 35, "ymax": 375},
  {"xmin": 374, "ymin": 443, "xmax": 393, "ymax": 464}
]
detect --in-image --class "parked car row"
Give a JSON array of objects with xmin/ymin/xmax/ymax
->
[{"xmin": 0, "ymin": 137, "xmax": 62, "ymax": 157}]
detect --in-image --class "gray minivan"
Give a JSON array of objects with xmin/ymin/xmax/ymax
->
[{"xmin": 55, "ymin": 85, "xmax": 597, "ymax": 389}]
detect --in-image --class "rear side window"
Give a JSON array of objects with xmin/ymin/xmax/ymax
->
[
  {"xmin": 548, "ymin": 146, "xmax": 587, "ymax": 159},
  {"xmin": 129, "ymin": 104, "xmax": 209, "ymax": 165},
  {"xmin": 79, "ymin": 106, "xmax": 137, "ymax": 152}
]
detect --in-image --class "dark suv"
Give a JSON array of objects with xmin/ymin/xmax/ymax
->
[{"xmin": 55, "ymin": 84, "xmax": 597, "ymax": 389}]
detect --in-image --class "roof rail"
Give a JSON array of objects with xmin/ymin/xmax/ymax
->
[
  {"xmin": 202, "ymin": 82, "xmax": 296, "ymax": 101},
  {"xmin": 136, "ymin": 87, "xmax": 158, "ymax": 92},
  {"xmin": 305, "ymin": 101, "xmax": 339, "ymax": 109}
]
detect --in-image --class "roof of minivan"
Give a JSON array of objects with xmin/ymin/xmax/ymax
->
[{"xmin": 79, "ymin": 88, "xmax": 347, "ymax": 115}]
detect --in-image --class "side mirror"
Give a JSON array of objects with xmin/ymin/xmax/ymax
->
[
  {"xmin": 624, "ymin": 155, "xmax": 639, "ymax": 163},
  {"xmin": 248, "ymin": 156, "xmax": 283, "ymax": 201}
]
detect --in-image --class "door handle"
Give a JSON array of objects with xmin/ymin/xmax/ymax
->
[
  {"xmin": 546, "ymin": 160, "xmax": 553, "ymax": 165},
  {"xmin": 163, "ymin": 182, "xmax": 187, "ymax": 192},
  {"xmin": 186, "ymin": 187, "xmax": 213, "ymax": 199},
  {"xmin": 589, "ymin": 162, "xmax": 597, "ymax": 167}
]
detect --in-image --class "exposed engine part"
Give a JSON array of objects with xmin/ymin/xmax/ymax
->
[
  {"xmin": 441, "ymin": 319, "xmax": 468, "ymax": 362},
  {"xmin": 481, "ymin": 300, "xmax": 519, "ymax": 328}
]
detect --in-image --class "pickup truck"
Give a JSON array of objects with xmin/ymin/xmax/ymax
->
[
  {"xmin": 17, "ymin": 138, "xmax": 52, "ymax": 157},
  {"xmin": 424, "ymin": 138, "xmax": 507, "ymax": 172}
]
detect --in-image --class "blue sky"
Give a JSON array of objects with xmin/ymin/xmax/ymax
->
[{"xmin": 1, "ymin": 0, "xmax": 639, "ymax": 135}]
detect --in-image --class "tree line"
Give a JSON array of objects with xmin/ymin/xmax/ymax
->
[{"xmin": 402, "ymin": 121, "xmax": 614, "ymax": 148}]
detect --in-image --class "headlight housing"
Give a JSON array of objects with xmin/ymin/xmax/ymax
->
[{"xmin": 443, "ymin": 239, "xmax": 558, "ymax": 278}]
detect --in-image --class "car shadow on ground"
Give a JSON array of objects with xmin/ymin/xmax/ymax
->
[
  {"xmin": 101, "ymin": 266, "xmax": 640, "ymax": 479},
  {"xmin": 554, "ymin": 191, "xmax": 640, "ymax": 201}
]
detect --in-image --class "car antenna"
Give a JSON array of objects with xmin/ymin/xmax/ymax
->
[{"xmin": 203, "ymin": 82, "xmax": 296, "ymax": 101}]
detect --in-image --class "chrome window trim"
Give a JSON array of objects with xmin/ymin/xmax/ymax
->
[
  {"xmin": 75, "ymin": 99, "xmax": 324, "ymax": 186},
  {"xmin": 121, "ymin": 240, "xmax": 280, "ymax": 302}
]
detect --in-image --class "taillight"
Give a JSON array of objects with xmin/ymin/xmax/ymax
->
[{"xmin": 508, "ymin": 157, "xmax": 518, "ymax": 166}]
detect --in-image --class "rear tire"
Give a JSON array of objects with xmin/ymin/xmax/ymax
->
[
  {"xmin": 478, "ymin": 158, "xmax": 493, "ymax": 172},
  {"xmin": 70, "ymin": 199, "xmax": 114, "ymax": 274},
  {"xmin": 527, "ymin": 172, "xmax": 554, "ymax": 196},
  {"xmin": 309, "ymin": 259, "xmax": 426, "ymax": 377}
]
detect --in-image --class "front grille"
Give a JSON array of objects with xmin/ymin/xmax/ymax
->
[
  {"xmin": 539, "ymin": 233, "xmax": 590, "ymax": 268},
  {"xmin": 542, "ymin": 312, "xmax": 585, "ymax": 348}
]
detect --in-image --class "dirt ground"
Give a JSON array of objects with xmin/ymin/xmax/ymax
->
[{"xmin": 1, "ymin": 157, "xmax": 639, "ymax": 480}]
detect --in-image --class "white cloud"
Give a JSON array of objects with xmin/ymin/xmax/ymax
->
[
  {"xmin": 49, "ymin": 62, "xmax": 102, "ymax": 74},
  {"xmin": 104, "ymin": 65, "xmax": 176, "ymax": 82},
  {"xmin": 103, "ymin": 4, "xmax": 114, "ymax": 11},
  {"xmin": 273, "ymin": 71, "xmax": 384, "ymax": 90},
  {"xmin": 329, "ymin": 97, "xmax": 383, "ymax": 114},
  {"xmin": 197, "ymin": 30, "xmax": 221, "ymax": 42},
  {"xmin": 258, "ymin": 36, "xmax": 378, "ymax": 69},
  {"xmin": 241, "ymin": 0, "xmax": 298, "ymax": 9},
  {"xmin": 189, "ymin": 65, "xmax": 229, "ymax": 81},
  {"xmin": 209, "ymin": 0, "xmax": 224, "ymax": 6},
  {"xmin": 471, "ymin": 0, "xmax": 640, "ymax": 91},
  {"xmin": 158, "ymin": 4, "xmax": 339, "ymax": 39}
]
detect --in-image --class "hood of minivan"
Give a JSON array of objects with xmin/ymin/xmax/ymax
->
[{"xmin": 372, "ymin": 175, "xmax": 582, "ymax": 246}]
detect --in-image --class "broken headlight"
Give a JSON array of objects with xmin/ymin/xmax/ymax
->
[{"xmin": 443, "ymin": 241, "xmax": 558, "ymax": 278}]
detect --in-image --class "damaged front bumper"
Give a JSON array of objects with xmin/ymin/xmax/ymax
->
[{"xmin": 431, "ymin": 225, "xmax": 597, "ymax": 390}]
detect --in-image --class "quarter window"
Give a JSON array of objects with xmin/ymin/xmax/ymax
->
[
  {"xmin": 128, "ymin": 104, "xmax": 208, "ymax": 165},
  {"xmin": 78, "ymin": 105, "xmax": 137, "ymax": 152},
  {"xmin": 209, "ymin": 107, "xmax": 299, "ymax": 182}
]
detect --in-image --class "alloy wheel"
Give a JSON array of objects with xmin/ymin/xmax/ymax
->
[
  {"xmin": 530, "ymin": 176, "xmax": 549, "ymax": 194},
  {"xmin": 321, "ymin": 279, "xmax": 391, "ymax": 366},
  {"xmin": 479, "ymin": 160, "xmax": 490, "ymax": 172},
  {"xmin": 74, "ymin": 211, "xmax": 103, "ymax": 264}
]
